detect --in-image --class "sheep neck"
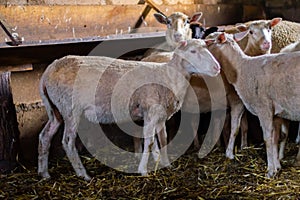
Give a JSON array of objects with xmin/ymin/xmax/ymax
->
[
  {"xmin": 210, "ymin": 40, "xmax": 250, "ymax": 85},
  {"xmin": 166, "ymin": 55, "xmax": 192, "ymax": 103}
]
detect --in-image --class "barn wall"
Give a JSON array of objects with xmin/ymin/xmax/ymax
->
[{"xmin": 0, "ymin": 3, "xmax": 261, "ymax": 42}]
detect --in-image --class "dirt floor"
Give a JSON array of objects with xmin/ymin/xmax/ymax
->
[{"xmin": 1, "ymin": 140, "xmax": 300, "ymax": 199}]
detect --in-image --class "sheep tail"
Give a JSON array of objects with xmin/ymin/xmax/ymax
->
[{"xmin": 39, "ymin": 80, "xmax": 62, "ymax": 123}]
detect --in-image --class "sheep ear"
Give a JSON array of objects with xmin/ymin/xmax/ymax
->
[
  {"xmin": 205, "ymin": 39, "xmax": 214, "ymax": 46},
  {"xmin": 269, "ymin": 17, "xmax": 282, "ymax": 28},
  {"xmin": 233, "ymin": 30, "xmax": 249, "ymax": 42},
  {"xmin": 154, "ymin": 13, "xmax": 169, "ymax": 25},
  {"xmin": 190, "ymin": 12, "xmax": 203, "ymax": 23},
  {"xmin": 217, "ymin": 33, "xmax": 227, "ymax": 43},
  {"xmin": 236, "ymin": 24, "xmax": 249, "ymax": 32}
]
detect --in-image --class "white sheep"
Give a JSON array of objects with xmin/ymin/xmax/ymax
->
[
  {"xmin": 223, "ymin": 18, "xmax": 287, "ymax": 159},
  {"xmin": 143, "ymin": 15, "xmax": 283, "ymax": 157},
  {"xmin": 37, "ymin": 39, "xmax": 221, "ymax": 180},
  {"xmin": 279, "ymin": 40, "xmax": 300, "ymax": 149},
  {"xmin": 146, "ymin": 17, "xmax": 283, "ymax": 155},
  {"xmin": 142, "ymin": 12, "xmax": 202, "ymax": 61},
  {"xmin": 153, "ymin": 12, "xmax": 203, "ymax": 50},
  {"xmin": 226, "ymin": 20, "xmax": 300, "ymax": 53},
  {"xmin": 206, "ymin": 32, "xmax": 300, "ymax": 178}
]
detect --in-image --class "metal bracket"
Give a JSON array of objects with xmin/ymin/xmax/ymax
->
[
  {"xmin": 131, "ymin": 0, "xmax": 166, "ymax": 33},
  {"xmin": 0, "ymin": 17, "xmax": 22, "ymax": 46}
]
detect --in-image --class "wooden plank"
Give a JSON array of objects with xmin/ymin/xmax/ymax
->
[
  {"xmin": 0, "ymin": 4, "xmax": 246, "ymax": 42},
  {"xmin": 0, "ymin": 64, "xmax": 33, "ymax": 72},
  {"xmin": 0, "ymin": 32, "xmax": 166, "ymax": 66},
  {"xmin": 0, "ymin": 71, "xmax": 19, "ymax": 173}
]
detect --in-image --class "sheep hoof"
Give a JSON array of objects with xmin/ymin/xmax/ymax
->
[
  {"xmin": 140, "ymin": 171, "xmax": 148, "ymax": 176},
  {"xmin": 225, "ymin": 151, "xmax": 234, "ymax": 160},
  {"xmin": 266, "ymin": 169, "xmax": 278, "ymax": 178},
  {"xmin": 138, "ymin": 167, "xmax": 148, "ymax": 176},
  {"xmin": 39, "ymin": 172, "xmax": 51, "ymax": 180},
  {"xmin": 83, "ymin": 175, "xmax": 92, "ymax": 182},
  {"xmin": 160, "ymin": 159, "xmax": 170, "ymax": 168}
]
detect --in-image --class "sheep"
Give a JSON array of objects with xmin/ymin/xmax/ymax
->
[
  {"xmin": 150, "ymin": 12, "xmax": 203, "ymax": 52},
  {"xmin": 141, "ymin": 12, "xmax": 202, "ymax": 64},
  {"xmin": 223, "ymin": 18, "xmax": 286, "ymax": 159},
  {"xmin": 206, "ymin": 32, "xmax": 300, "ymax": 178},
  {"xmin": 225, "ymin": 20, "xmax": 300, "ymax": 53},
  {"xmin": 144, "ymin": 16, "xmax": 282, "ymax": 154},
  {"xmin": 279, "ymin": 40, "xmax": 300, "ymax": 150},
  {"xmin": 189, "ymin": 22, "xmax": 219, "ymax": 39},
  {"xmin": 234, "ymin": 18, "xmax": 282, "ymax": 55},
  {"xmin": 37, "ymin": 39, "xmax": 221, "ymax": 180},
  {"xmin": 142, "ymin": 12, "xmax": 224, "ymax": 150}
]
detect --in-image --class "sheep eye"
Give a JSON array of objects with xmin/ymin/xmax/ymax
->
[
  {"xmin": 249, "ymin": 30, "xmax": 253, "ymax": 34},
  {"xmin": 167, "ymin": 19, "xmax": 172, "ymax": 25},
  {"xmin": 190, "ymin": 50, "xmax": 197, "ymax": 53}
]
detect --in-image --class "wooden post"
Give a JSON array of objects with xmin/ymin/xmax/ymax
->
[{"xmin": 0, "ymin": 71, "xmax": 19, "ymax": 173}]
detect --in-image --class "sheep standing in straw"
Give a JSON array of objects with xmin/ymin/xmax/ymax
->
[
  {"xmin": 206, "ymin": 32, "xmax": 300, "ymax": 178},
  {"xmin": 38, "ymin": 39, "xmax": 220, "ymax": 180},
  {"xmin": 223, "ymin": 18, "xmax": 283, "ymax": 159}
]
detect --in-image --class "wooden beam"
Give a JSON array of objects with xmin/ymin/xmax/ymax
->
[
  {"xmin": 0, "ymin": 4, "xmax": 247, "ymax": 43},
  {"xmin": 0, "ymin": 71, "xmax": 19, "ymax": 173},
  {"xmin": 0, "ymin": 64, "xmax": 33, "ymax": 72}
]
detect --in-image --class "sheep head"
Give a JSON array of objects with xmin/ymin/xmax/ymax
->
[
  {"xmin": 173, "ymin": 39, "xmax": 221, "ymax": 77},
  {"xmin": 236, "ymin": 18, "xmax": 282, "ymax": 55},
  {"xmin": 154, "ymin": 12, "xmax": 203, "ymax": 49}
]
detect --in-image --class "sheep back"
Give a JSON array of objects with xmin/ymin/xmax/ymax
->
[
  {"xmin": 271, "ymin": 20, "xmax": 300, "ymax": 53},
  {"xmin": 41, "ymin": 55, "xmax": 181, "ymax": 124}
]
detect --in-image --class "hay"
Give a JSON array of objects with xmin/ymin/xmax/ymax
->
[{"xmin": 1, "ymin": 143, "xmax": 300, "ymax": 199}]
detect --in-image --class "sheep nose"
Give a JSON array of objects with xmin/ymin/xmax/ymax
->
[{"xmin": 262, "ymin": 41, "xmax": 271, "ymax": 50}]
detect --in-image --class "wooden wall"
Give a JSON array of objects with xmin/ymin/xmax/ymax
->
[{"xmin": 0, "ymin": 4, "xmax": 252, "ymax": 43}]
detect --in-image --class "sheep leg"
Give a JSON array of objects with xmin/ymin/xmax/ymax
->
[
  {"xmin": 259, "ymin": 115, "xmax": 281, "ymax": 178},
  {"xmin": 138, "ymin": 121, "xmax": 156, "ymax": 175},
  {"xmin": 156, "ymin": 123, "xmax": 170, "ymax": 167},
  {"xmin": 191, "ymin": 117, "xmax": 200, "ymax": 150},
  {"xmin": 225, "ymin": 104, "xmax": 244, "ymax": 159},
  {"xmin": 278, "ymin": 119, "xmax": 289, "ymax": 160},
  {"xmin": 38, "ymin": 118, "xmax": 62, "ymax": 179},
  {"xmin": 294, "ymin": 145, "xmax": 300, "ymax": 166},
  {"xmin": 296, "ymin": 123, "xmax": 300, "ymax": 144},
  {"xmin": 210, "ymin": 114, "xmax": 224, "ymax": 147},
  {"xmin": 62, "ymin": 118, "xmax": 91, "ymax": 181},
  {"xmin": 133, "ymin": 137, "xmax": 142, "ymax": 153},
  {"xmin": 272, "ymin": 120, "xmax": 281, "ymax": 173},
  {"xmin": 151, "ymin": 136, "xmax": 160, "ymax": 163},
  {"xmin": 221, "ymin": 112, "xmax": 231, "ymax": 148},
  {"xmin": 240, "ymin": 112, "xmax": 248, "ymax": 149}
]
